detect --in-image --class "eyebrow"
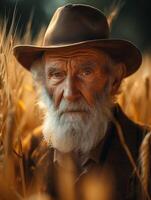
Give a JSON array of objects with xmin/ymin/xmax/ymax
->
[
  {"xmin": 46, "ymin": 61, "xmax": 64, "ymax": 70},
  {"xmin": 78, "ymin": 61, "xmax": 97, "ymax": 68}
]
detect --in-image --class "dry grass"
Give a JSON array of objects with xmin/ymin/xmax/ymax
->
[{"xmin": 0, "ymin": 17, "xmax": 151, "ymax": 200}]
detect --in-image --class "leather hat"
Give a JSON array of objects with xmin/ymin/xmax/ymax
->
[{"xmin": 13, "ymin": 4, "xmax": 142, "ymax": 77}]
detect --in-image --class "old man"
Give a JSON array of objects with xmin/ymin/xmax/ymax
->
[{"xmin": 13, "ymin": 4, "xmax": 150, "ymax": 200}]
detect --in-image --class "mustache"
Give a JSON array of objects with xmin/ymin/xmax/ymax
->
[{"xmin": 55, "ymin": 99, "xmax": 92, "ymax": 117}]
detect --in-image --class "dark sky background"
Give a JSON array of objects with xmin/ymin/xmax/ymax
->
[{"xmin": 0, "ymin": 0, "xmax": 151, "ymax": 52}]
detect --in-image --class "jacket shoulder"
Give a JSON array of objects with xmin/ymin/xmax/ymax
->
[
  {"xmin": 113, "ymin": 104, "xmax": 150, "ymax": 158},
  {"xmin": 113, "ymin": 104, "xmax": 150, "ymax": 137}
]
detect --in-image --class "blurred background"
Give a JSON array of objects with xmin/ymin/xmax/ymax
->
[
  {"xmin": 0, "ymin": 1, "xmax": 151, "ymax": 199},
  {"xmin": 0, "ymin": 0, "xmax": 151, "ymax": 52}
]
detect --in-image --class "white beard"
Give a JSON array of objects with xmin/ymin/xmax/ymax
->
[{"xmin": 40, "ymin": 85, "xmax": 113, "ymax": 154}]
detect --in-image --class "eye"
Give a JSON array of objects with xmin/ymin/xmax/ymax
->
[
  {"xmin": 48, "ymin": 71, "xmax": 66, "ymax": 79},
  {"xmin": 79, "ymin": 67, "xmax": 94, "ymax": 77},
  {"xmin": 53, "ymin": 72, "xmax": 65, "ymax": 78}
]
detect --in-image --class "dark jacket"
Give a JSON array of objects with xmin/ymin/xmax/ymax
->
[{"xmin": 25, "ymin": 104, "xmax": 150, "ymax": 200}]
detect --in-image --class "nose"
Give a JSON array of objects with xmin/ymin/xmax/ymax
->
[{"xmin": 63, "ymin": 76, "xmax": 80, "ymax": 102}]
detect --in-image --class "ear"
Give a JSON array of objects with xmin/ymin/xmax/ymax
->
[{"xmin": 110, "ymin": 63, "xmax": 126, "ymax": 95}]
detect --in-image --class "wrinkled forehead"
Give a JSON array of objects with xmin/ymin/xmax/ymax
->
[{"xmin": 43, "ymin": 48, "xmax": 112, "ymax": 64}]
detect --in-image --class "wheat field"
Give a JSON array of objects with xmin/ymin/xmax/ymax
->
[{"xmin": 0, "ymin": 17, "xmax": 151, "ymax": 200}]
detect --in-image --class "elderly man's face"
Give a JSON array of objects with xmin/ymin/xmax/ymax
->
[
  {"xmin": 37, "ymin": 48, "xmax": 123, "ymax": 153},
  {"xmin": 44, "ymin": 48, "xmax": 110, "ymax": 108}
]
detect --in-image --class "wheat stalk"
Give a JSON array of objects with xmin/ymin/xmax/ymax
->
[{"xmin": 140, "ymin": 132, "xmax": 151, "ymax": 198}]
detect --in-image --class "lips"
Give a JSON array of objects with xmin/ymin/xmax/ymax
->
[{"xmin": 61, "ymin": 110, "xmax": 88, "ymax": 115}]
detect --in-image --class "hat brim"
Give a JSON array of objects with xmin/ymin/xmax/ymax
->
[{"xmin": 13, "ymin": 39, "xmax": 142, "ymax": 77}]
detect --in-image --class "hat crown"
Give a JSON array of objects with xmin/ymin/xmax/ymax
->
[
  {"xmin": 43, "ymin": 4, "xmax": 109, "ymax": 46},
  {"xmin": 13, "ymin": 4, "xmax": 142, "ymax": 77}
]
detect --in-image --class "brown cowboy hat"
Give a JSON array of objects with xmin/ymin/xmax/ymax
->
[{"xmin": 13, "ymin": 4, "xmax": 142, "ymax": 77}]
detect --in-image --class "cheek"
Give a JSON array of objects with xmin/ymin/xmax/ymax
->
[
  {"xmin": 91, "ymin": 78, "xmax": 107, "ymax": 91},
  {"xmin": 45, "ymin": 79, "xmax": 54, "ymax": 98},
  {"xmin": 46, "ymin": 80, "xmax": 64, "ymax": 107},
  {"xmin": 79, "ymin": 77, "xmax": 108, "ymax": 105}
]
